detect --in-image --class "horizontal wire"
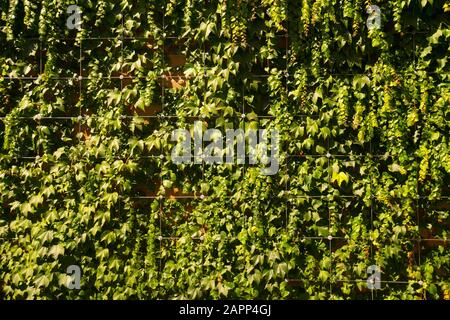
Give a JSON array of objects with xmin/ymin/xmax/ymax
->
[
  {"xmin": 129, "ymin": 194, "xmax": 450, "ymax": 201},
  {"xmin": 8, "ymin": 31, "xmax": 440, "ymax": 42},
  {"xmin": 319, "ymin": 280, "xmax": 420, "ymax": 284},
  {"xmin": 1, "ymin": 235, "xmax": 447, "ymax": 243},
  {"xmin": 131, "ymin": 195, "xmax": 450, "ymax": 200},
  {"xmin": 153, "ymin": 237, "xmax": 449, "ymax": 242},
  {"xmin": 0, "ymin": 115, "xmax": 280, "ymax": 120},
  {"xmin": 3, "ymin": 153, "xmax": 449, "ymax": 162},
  {"xmin": 2, "ymin": 71, "xmax": 448, "ymax": 81}
]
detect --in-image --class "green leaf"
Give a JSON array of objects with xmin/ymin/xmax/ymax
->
[
  {"xmin": 318, "ymin": 270, "xmax": 329, "ymax": 282},
  {"xmin": 331, "ymin": 171, "xmax": 349, "ymax": 187},
  {"xmin": 34, "ymin": 275, "xmax": 50, "ymax": 288},
  {"xmin": 428, "ymin": 283, "xmax": 437, "ymax": 295},
  {"xmin": 48, "ymin": 244, "xmax": 65, "ymax": 259},
  {"xmin": 276, "ymin": 262, "xmax": 288, "ymax": 277}
]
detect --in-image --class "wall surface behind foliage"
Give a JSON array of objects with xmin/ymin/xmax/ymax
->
[{"xmin": 0, "ymin": 0, "xmax": 449, "ymax": 299}]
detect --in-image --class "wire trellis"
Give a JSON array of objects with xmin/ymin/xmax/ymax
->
[{"xmin": 0, "ymin": 3, "xmax": 448, "ymax": 300}]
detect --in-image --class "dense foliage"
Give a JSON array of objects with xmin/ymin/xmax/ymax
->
[{"xmin": 0, "ymin": 0, "xmax": 449, "ymax": 299}]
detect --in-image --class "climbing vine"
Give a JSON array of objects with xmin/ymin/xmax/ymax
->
[{"xmin": 0, "ymin": 0, "xmax": 449, "ymax": 300}]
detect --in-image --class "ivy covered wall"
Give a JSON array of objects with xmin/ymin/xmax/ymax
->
[{"xmin": 0, "ymin": 0, "xmax": 449, "ymax": 299}]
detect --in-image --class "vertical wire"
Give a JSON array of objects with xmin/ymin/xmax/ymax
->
[
  {"xmin": 369, "ymin": 107, "xmax": 374, "ymax": 300},
  {"xmin": 413, "ymin": 22, "xmax": 423, "ymax": 298},
  {"xmin": 78, "ymin": 28, "xmax": 83, "ymax": 146},
  {"xmin": 412, "ymin": 2, "xmax": 422, "ymax": 297},
  {"xmin": 121, "ymin": 16, "xmax": 124, "ymax": 98},
  {"xmin": 417, "ymin": 197, "xmax": 422, "ymax": 298},
  {"xmin": 201, "ymin": 40, "xmax": 206, "ymax": 198},
  {"xmin": 199, "ymin": 1, "xmax": 207, "ymax": 291},
  {"xmin": 159, "ymin": 1, "xmax": 166, "ymax": 277},
  {"xmin": 242, "ymin": 85, "xmax": 246, "ymax": 177},
  {"xmin": 162, "ymin": 3, "xmax": 166, "ymax": 115},
  {"xmin": 285, "ymin": 29, "xmax": 289, "ymax": 228},
  {"xmin": 39, "ymin": 38, "xmax": 43, "ymax": 75},
  {"xmin": 327, "ymin": 88, "xmax": 332, "ymax": 298},
  {"xmin": 368, "ymin": 49, "xmax": 375, "ymax": 299},
  {"xmin": 284, "ymin": 11, "xmax": 289, "ymax": 287}
]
